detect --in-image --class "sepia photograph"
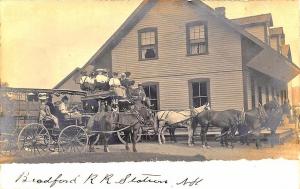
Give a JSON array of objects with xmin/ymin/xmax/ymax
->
[{"xmin": 0, "ymin": 0, "xmax": 299, "ymax": 188}]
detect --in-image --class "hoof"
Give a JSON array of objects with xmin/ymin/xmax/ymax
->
[
  {"xmin": 104, "ymin": 148, "xmax": 110, "ymax": 152},
  {"xmin": 125, "ymin": 146, "xmax": 130, "ymax": 151},
  {"xmin": 133, "ymin": 149, "xmax": 137, "ymax": 153},
  {"xmin": 188, "ymin": 143, "xmax": 194, "ymax": 147}
]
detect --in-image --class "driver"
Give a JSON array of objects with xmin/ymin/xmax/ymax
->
[
  {"xmin": 59, "ymin": 96, "xmax": 82, "ymax": 124},
  {"xmin": 39, "ymin": 93, "xmax": 60, "ymax": 129}
]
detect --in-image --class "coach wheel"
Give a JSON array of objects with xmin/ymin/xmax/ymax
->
[
  {"xmin": 58, "ymin": 125, "xmax": 88, "ymax": 153},
  {"xmin": 17, "ymin": 123, "xmax": 51, "ymax": 154},
  {"xmin": 117, "ymin": 127, "xmax": 142, "ymax": 144}
]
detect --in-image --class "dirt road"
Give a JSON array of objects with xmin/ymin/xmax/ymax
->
[{"xmin": 1, "ymin": 136, "xmax": 299, "ymax": 163}]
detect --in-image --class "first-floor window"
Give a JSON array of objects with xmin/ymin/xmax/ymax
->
[
  {"xmin": 191, "ymin": 81, "xmax": 209, "ymax": 108},
  {"xmin": 143, "ymin": 84, "xmax": 159, "ymax": 110}
]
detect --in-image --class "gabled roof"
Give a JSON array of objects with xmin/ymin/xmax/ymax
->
[
  {"xmin": 81, "ymin": 0, "xmax": 156, "ymax": 70},
  {"xmin": 55, "ymin": 0, "xmax": 299, "ymax": 87},
  {"xmin": 270, "ymin": 27, "xmax": 284, "ymax": 36},
  {"xmin": 53, "ymin": 67, "xmax": 80, "ymax": 89},
  {"xmin": 231, "ymin": 13, "xmax": 273, "ymax": 27}
]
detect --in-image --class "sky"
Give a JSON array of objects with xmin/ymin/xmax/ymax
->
[{"xmin": 0, "ymin": 0, "xmax": 299, "ymax": 88}]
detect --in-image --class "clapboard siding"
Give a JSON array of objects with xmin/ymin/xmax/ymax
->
[
  {"xmin": 270, "ymin": 36, "xmax": 279, "ymax": 51},
  {"xmin": 112, "ymin": 0, "xmax": 244, "ymax": 110},
  {"xmin": 244, "ymin": 25, "xmax": 266, "ymax": 43}
]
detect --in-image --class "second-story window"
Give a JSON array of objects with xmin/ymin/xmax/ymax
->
[
  {"xmin": 186, "ymin": 21, "xmax": 208, "ymax": 55},
  {"xmin": 138, "ymin": 28, "xmax": 158, "ymax": 60}
]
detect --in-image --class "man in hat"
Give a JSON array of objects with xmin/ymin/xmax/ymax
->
[
  {"xmin": 79, "ymin": 70, "xmax": 89, "ymax": 91},
  {"xmin": 39, "ymin": 93, "xmax": 60, "ymax": 129},
  {"xmin": 87, "ymin": 72, "xmax": 96, "ymax": 91},
  {"xmin": 109, "ymin": 72, "xmax": 121, "ymax": 88},
  {"xmin": 59, "ymin": 96, "xmax": 82, "ymax": 124},
  {"xmin": 95, "ymin": 68, "xmax": 109, "ymax": 90},
  {"xmin": 136, "ymin": 83, "xmax": 151, "ymax": 107}
]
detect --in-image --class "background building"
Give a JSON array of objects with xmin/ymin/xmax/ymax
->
[{"xmin": 54, "ymin": 0, "xmax": 300, "ymax": 111}]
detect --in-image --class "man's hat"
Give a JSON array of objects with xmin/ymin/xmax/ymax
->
[
  {"xmin": 96, "ymin": 68, "xmax": 107, "ymax": 73},
  {"xmin": 125, "ymin": 72, "xmax": 131, "ymax": 77},
  {"xmin": 38, "ymin": 93, "xmax": 48, "ymax": 100},
  {"xmin": 120, "ymin": 73, "xmax": 126, "ymax": 77},
  {"xmin": 62, "ymin": 95, "xmax": 69, "ymax": 101}
]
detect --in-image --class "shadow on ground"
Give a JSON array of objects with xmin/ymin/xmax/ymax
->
[{"xmin": 13, "ymin": 152, "xmax": 206, "ymax": 163}]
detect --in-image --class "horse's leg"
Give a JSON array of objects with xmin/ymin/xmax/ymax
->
[
  {"xmin": 158, "ymin": 126, "xmax": 162, "ymax": 144},
  {"xmin": 187, "ymin": 124, "xmax": 194, "ymax": 146},
  {"xmin": 103, "ymin": 134, "xmax": 110, "ymax": 152},
  {"xmin": 171, "ymin": 128, "xmax": 176, "ymax": 143},
  {"xmin": 157, "ymin": 121, "xmax": 164, "ymax": 144},
  {"xmin": 200, "ymin": 126, "xmax": 205, "ymax": 146},
  {"xmin": 124, "ymin": 130, "xmax": 130, "ymax": 151},
  {"xmin": 202, "ymin": 125, "xmax": 209, "ymax": 148},
  {"xmin": 270, "ymin": 130, "xmax": 275, "ymax": 147},
  {"xmin": 220, "ymin": 128, "xmax": 225, "ymax": 147},
  {"xmin": 230, "ymin": 127, "xmax": 237, "ymax": 148},
  {"xmin": 88, "ymin": 134, "xmax": 95, "ymax": 152},
  {"xmin": 255, "ymin": 134, "xmax": 261, "ymax": 149},
  {"xmin": 132, "ymin": 128, "xmax": 137, "ymax": 152},
  {"xmin": 161, "ymin": 127, "xmax": 167, "ymax": 144}
]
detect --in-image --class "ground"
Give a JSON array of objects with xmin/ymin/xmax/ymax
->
[{"xmin": 1, "ymin": 135, "xmax": 299, "ymax": 163}]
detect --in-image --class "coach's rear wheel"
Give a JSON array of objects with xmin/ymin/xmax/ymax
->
[
  {"xmin": 17, "ymin": 123, "xmax": 51, "ymax": 154},
  {"xmin": 117, "ymin": 127, "xmax": 142, "ymax": 144},
  {"xmin": 58, "ymin": 125, "xmax": 88, "ymax": 153}
]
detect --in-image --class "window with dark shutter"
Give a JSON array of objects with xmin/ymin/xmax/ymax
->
[{"xmin": 138, "ymin": 28, "xmax": 158, "ymax": 60}]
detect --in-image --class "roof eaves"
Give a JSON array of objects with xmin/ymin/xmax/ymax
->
[
  {"xmin": 193, "ymin": 1, "xmax": 300, "ymax": 72},
  {"xmin": 80, "ymin": 0, "xmax": 155, "ymax": 71},
  {"xmin": 53, "ymin": 67, "xmax": 80, "ymax": 89}
]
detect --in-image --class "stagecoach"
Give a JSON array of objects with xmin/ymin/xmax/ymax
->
[
  {"xmin": 0, "ymin": 87, "xmax": 90, "ymax": 155},
  {"xmin": 0, "ymin": 86, "xmax": 156, "ymax": 155}
]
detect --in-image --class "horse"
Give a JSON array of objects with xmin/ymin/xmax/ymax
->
[
  {"xmin": 86, "ymin": 107, "xmax": 144, "ymax": 153},
  {"xmin": 241, "ymin": 100, "xmax": 287, "ymax": 149},
  {"xmin": 241, "ymin": 104, "xmax": 269, "ymax": 149},
  {"xmin": 153, "ymin": 104, "xmax": 209, "ymax": 146},
  {"xmin": 191, "ymin": 108, "xmax": 245, "ymax": 148}
]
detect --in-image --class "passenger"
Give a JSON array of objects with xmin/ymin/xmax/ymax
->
[
  {"xmin": 109, "ymin": 72, "xmax": 121, "ymax": 88},
  {"xmin": 79, "ymin": 71, "xmax": 89, "ymax": 91},
  {"xmin": 137, "ymin": 83, "xmax": 151, "ymax": 107},
  {"xmin": 86, "ymin": 72, "xmax": 96, "ymax": 91},
  {"xmin": 46, "ymin": 94, "xmax": 56, "ymax": 115},
  {"xmin": 39, "ymin": 93, "xmax": 60, "ymax": 129},
  {"xmin": 120, "ymin": 73, "xmax": 130, "ymax": 88},
  {"xmin": 59, "ymin": 96, "xmax": 82, "ymax": 124},
  {"xmin": 109, "ymin": 72, "xmax": 126, "ymax": 98},
  {"xmin": 125, "ymin": 72, "xmax": 135, "ymax": 86},
  {"xmin": 95, "ymin": 69, "xmax": 109, "ymax": 91}
]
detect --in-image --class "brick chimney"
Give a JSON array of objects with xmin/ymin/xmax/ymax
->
[{"xmin": 215, "ymin": 7, "xmax": 226, "ymax": 18}]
